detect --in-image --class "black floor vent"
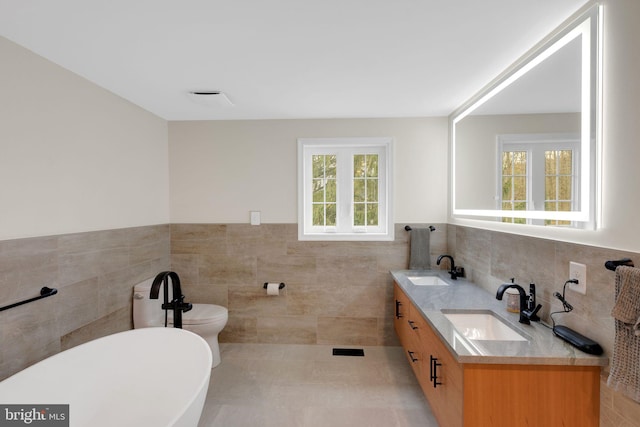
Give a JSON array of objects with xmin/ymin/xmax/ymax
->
[{"xmin": 332, "ymin": 348, "xmax": 365, "ymax": 357}]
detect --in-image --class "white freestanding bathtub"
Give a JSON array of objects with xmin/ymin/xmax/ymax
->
[{"xmin": 0, "ymin": 328, "xmax": 212, "ymax": 427}]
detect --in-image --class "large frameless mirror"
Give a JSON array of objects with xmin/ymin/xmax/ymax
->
[{"xmin": 450, "ymin": 5, "xmax": 601, "ymax": 228}]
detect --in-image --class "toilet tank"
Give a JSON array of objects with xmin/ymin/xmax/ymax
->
[{"xmin": 133, "ymin": 278, "xmax": 166, "ymax": 328}]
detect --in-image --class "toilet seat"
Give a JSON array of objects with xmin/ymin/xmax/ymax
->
[{"xmin": 169, "ymin": 303, "xmax": 227, "ymax": 326}]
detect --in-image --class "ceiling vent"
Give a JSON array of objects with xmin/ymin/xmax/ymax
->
[{"xmin": 187, "ymin": 91, "xmax": 234, "ymax": 107}]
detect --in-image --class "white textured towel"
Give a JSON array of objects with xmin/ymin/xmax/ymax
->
[
  {"xmin": 607, "ymin": 266, "xmax": 640, "ymax": 402},
  {"xmin": 611, "ymin": 266, "xmax": 640, "ymax": 324}
]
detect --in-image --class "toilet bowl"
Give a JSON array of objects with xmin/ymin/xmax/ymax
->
[{"xmin": 133, "ymin": 278, "xmax": 228, "ymax": 368}]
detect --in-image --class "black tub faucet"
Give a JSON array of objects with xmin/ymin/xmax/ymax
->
[
  {"xmin": 436, "ymin": 254, "xmax": 459, "ymax": 280},
  {"xmin": 150, "ymin": 271, "xmax": 193, "ymax": 329}
]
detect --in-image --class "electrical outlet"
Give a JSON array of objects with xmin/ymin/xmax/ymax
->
[
  {"xmin": 569, "ymin": 261, "xmax": 587, "ymax": 294},
  {"xmin": 250, "ymin": 211, "xmax": 261, "ymax": 226}
]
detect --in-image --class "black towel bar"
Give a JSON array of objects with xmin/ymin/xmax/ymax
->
[
  {"xmin": 605, "ymin": 258, "xmax": 635, "ymax": 271},
  {"xmin": 0, "ymin": 286, "xmax": 58, "ymax": 312},
  {"xmin": 405, "ymin": 225, "xmax": 435, "ymax": 232}
]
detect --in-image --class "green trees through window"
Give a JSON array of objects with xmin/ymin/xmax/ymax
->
[
  {"xmin": 311, "ymin": 153, "xmax": 380, "ymax": 227},
  {"xmin": 312, "ymin": 155, "xmax": 337, "ymax": 226},
  {"xmin": 353, "ymin": 154, "xmax": 379, "ymax": 227},
  {"xmin": 544, "ymin": 150, "xmax": 573, "ymax": 226},
  {"xmin": 500, "ymin": 144, "xmax": 576, "ymax": 226},
  {"xmin": 299, "ymin": 137, "xmax": 392, "ymax": 241},
  {"xmin": 501, "ymin": 151, "xmax": 528, "ymax": 224}
]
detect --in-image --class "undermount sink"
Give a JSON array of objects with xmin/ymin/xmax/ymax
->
[
  {"xmin": 407, "ymin": 276, "xmax": 449, "ymax": 286},
  {"xmin": 442, "ymin": 310, "xmax": 527, "ymax": 341}
]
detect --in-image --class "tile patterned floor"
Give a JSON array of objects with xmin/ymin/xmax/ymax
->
[{"xmin": 198, "ymin": 343, "xmax": 438, "ymax": 427}]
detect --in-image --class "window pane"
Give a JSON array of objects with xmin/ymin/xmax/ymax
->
[
  {"xmin": 513, "ymin": 152, "xmax": 527, "ymax": 175},
  {"xmin": 312, "ymin": 179, "xmax": 324, "ymax": 202},
  {"xmin": 326, "ymin": 155, "xmax": 337, "ymax": 178},
  {"xmin": 311, "ymin": 154, "xmax": 337, "ymax": 226},
  {"xmin": 367, "ymin": 155, "xmax": 379, "ymax": 177},
  {"xmin": 312, "ymin": 204, "xmax": 324, "ymax": 226},
  {"xmin": 313, "ymin": 155, "xmax": 337, "ymax": 179},
  {"xmin": 502, "ymin": 201, "xmax": 513, "ymax": 210},
  {"xmin": 558, "ymin": 150, "xmax": 572, "ymax": 175},
  {"xmin": 312, "ymin": 155, "xmax": 324, "ymax": 178},
  {"xmin": 545, "ymin": 151, "xmax": 557, "ymax": 175},
  {"xmin": 545, "ymin": 176, "xmax": 557, "ymax": 199},
  {"xmin": 326, "ymin": 204, "xmax": 336, "ymax": 226},
  {"xmin": 558, "ymin": 176, "xmax": 572, "ymax": 200},
  {"xmin": 502, "ymin": 151, "xmax": 527, "ymax": 207},
  {"xmin": 354, "ymin": 204, "xmax": 365, "ymax": 226},
  {"xmin": 367, "ymin": 179, "xmax": 378, "ymax": 202},
  {"xmin": 502, "ymin": 177, "xmax": 512, "ymax": 199},
  {"xmin": 514, "ymin": 201, "xmax": 527, "ymax": 211},
  {"xmin": 543, "ymin": 148, "xmax": 574, "ymax": 219},
  {"xmin": 353, "ymin": 179, "xmax": 365, "ymax": 202},
  {"xmin": 558, "ymin": 201, "xmax": 572, "ymax": 212},
  {"xmin": 513, "ymin": 177, "xmax": 526, "ymax": 200},
  {"xmin": 353, "ymin": 154, "xmax": 379, "ymax": 225},
  {"xmin": 354, "ymin": 155, "xmax": 365, "ymax": 178},
  {"xmin": 502, "ymin": 152, "xmax": 512, "ymax": 175},
  {"xmin": 326, "ymin": 179, "xmax": 336, "ymax": 202},
  {"xmin": 367, "ymin": 204, "xmax": 378, "ymax": 226}
]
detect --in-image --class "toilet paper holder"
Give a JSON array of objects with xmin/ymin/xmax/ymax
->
[{"xmin": 263, "ymin": 282, "xmax": 285, "ymax": 290}]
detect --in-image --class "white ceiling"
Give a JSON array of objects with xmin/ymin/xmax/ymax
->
[{"xmin": 0, "ymin": 0, "xmax": 589, "ymax": 121}]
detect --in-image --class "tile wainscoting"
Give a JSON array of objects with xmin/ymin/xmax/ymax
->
[
  {"xmin": 0, "ymin": 225, "xmax": 170, "ymax": 380},
  {"xmin": 170, "ymin": 223, "xmax": 447, "ymax": 347},
  {"xmin": 2, "ymin": 221, "xmax": 638, "ymax": 425}
]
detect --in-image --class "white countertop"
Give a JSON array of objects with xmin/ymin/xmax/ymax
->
[{"xmin": 391, "ymin": 269, "xmax": 608, "ymax": 366}]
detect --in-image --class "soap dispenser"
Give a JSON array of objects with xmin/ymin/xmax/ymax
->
[{"xmin": 504, "ymin": 278, "xmax": 519, "ymax": 313}]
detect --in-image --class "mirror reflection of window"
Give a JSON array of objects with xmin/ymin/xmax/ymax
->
[
  {"xmin": 498, "ymin": 133, "xmax": 579, "ymax": 226},
  {"xmin": 501, "ymin": 151, "xmax": 528, "ymax": 224},
  {"xmin": 545, "ymin": 149, "xmax": 574, "ymax": 226}
]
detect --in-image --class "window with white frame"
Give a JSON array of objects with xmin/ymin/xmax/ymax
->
[
  {"xmin": 298, "ymin": 137, "xmax": 393, "ymax": 240},
  {"xmin": 498, "ymin": 133, "xmax": 580, "ymax": 226}
]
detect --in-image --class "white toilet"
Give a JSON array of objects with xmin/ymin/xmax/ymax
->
[{"xmin": 133, "ymin": 278, "xmax": 228, "ymax": 368}]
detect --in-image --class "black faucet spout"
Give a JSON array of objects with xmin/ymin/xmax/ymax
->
[
  {"xmin": 150, "ymin": 271, "xmax": 192, "ymax": 329},
  {"xmin": 436, "ymin": 254, "xmax": 458, "ymax": 280},
  {"xmin": 496, "ymin": 283, "xmax": 530, "ymax": 324}
]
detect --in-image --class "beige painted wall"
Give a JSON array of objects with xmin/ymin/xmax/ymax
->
[
  {"xmin": 169, "ymin": 118, "xmax": 448, "ymax": 225},
  {"xmin": 0, "ymin": 37, "xmax": 169, "ymax": 241},
  {"xmin": 450, "ymin": 0, "xmax": 640, "ymax": 254}
]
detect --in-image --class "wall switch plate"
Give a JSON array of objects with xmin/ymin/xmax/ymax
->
[
  {"xmin": 250, "ymin": 211, "xmax": 261, "ymax": 226},
  {"xmin": 569, "ymin": 261, "xmax": 587, "ymax": 294}
]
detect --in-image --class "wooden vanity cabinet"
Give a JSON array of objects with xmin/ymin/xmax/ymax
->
[
  {"xmin": 394, "ymin": 283, "xmax": 463, "ymax": 426},
  {"xmin": 393, "ymin": 282, "xmax": 600, "ymax": 427}
]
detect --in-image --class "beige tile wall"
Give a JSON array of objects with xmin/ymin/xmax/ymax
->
[
  {"xmin": 3, "ymin": 221, "xmax": 638, "ymax": 424},
  {"xmin": 0, "ymin": 225, "xmax": 170, "ymax": 380},
  {"xmin": 448, "ymin": 224, "xmax": 640, "ymax": 427},
  {"xmin": 170, "ymin": 223, "xmax": 447, "ymax": 347}
]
